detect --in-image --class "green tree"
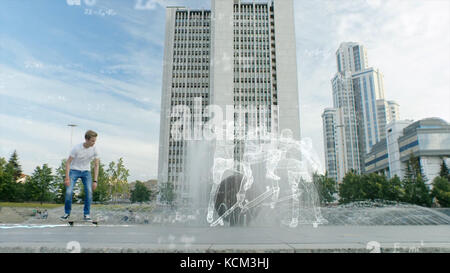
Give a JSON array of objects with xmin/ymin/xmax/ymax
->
[
  {"xmin": 106, "ymin": 158, "xmax": 130, "ymax": 203},
  {"xmin": 12, "ymin": 181, "xmax": 25, "ymax": 202},
  {"xmin": 25, "ymin": 164, "xmax": 55, "ymax": 204},
  {"xmin": 384, "ymin": 175, "xmax": 404, "ymax": 202},
  {"xmin": 361, "ymin": 173, "xmax": 403, "ymax": 202},
  {"xmin": 410, "ymin": 174, "xmax": 432, "ymax": 207},
  {"xmin": 54, "ymin": 159, "xmax": 67, "ymax": 203},
  {"xmin": 439, "ymin": 159, "xmax": 449, "ymax": 180},
  {"xmin": 130, "ymin": 181, "xmax": 151, "ymax": 203},
  {"xmin": 431, "ymin": 176, "xmax": 450, "ymax": 207},
  {"xmin": 404, "ymin": 155, "xmax": 425, "ymax": 181},
  {"xmin": 0, "ymin": 157, "xmax": 13, "ymax": 201},
  {"xmin": 92, "ymin": 161, "xmax": 110, "ymax": 203},
  {"xmin": 402, "ymin": 155, "xmax": 432, "ymax": 207},
  {"xmin": 0, "ymin": 152, "xmax": 25, "ymax": 202},
  {"xmin": 313, "ymin": 172, "xmax": 337, "ymax": 205},
  {"xmin": 338, "ymin": 171, "xmax": 404, "ymax": 204},
  {"xmin": 6, "ymin": 150, "xmax": 22, "ymax": 181},
  {"xmin": 360, "ymin": 173, "xmax": 384, "ymax": 200},
  {"xmin": 338, "ymin": 171, "xmax": 364, "ymax": 204},
  {"xmin": 0, "ymin": 157, "xmax": 6, "ymax": 172}
]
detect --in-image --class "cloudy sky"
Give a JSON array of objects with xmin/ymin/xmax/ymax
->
[{"xmin": 1, "ymin": 0, "xmax": 449, "ymax": 181}]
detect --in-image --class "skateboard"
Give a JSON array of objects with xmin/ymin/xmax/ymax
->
[{"xmin": 64, "ymin": 219, "xmax": 99, "ymax": 226}]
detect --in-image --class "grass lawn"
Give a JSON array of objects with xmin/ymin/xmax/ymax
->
[
  {"xmin": 0, "ymin": 202, "xmax": 63, "ymax": 209},
  {"xmin": 1, "ymin": 202, "xmax": 155, "ymax": 211}
]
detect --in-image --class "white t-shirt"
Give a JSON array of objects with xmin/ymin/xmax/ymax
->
[{"xmin": 69, "ymin": 143, "xmax": 99, "ymax": 171}]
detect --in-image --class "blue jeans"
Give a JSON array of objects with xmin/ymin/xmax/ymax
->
[{"xmin": 65, "ymin": 169, "xmax": 93, "ymax": 215}]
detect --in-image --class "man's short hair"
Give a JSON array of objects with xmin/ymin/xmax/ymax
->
[{"xmin": 85, "ymin": 130, "xmax": 98, "ymax": 140}]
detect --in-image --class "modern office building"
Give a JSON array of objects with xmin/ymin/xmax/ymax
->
[
  {"xmin": 335, "ymin": 42, "xmax": 369, "ymax": 74},
  {"xmin": 323, "ymin": 42, "xmax": 399, "ymax": 182},
  {"xmin": 365, "ymin": 118, "xmax": 450, "ymax": 184},
  {"xmin": 322, "ymin": 108, "xmax": 346, "ymax": 183},
  {"xmin": 158, "ymin": 0, "xmax": 301, "ymax": 205},
  {"xmin": 385, "ymin": 119, "xmax": 413, "ymax": 178},
  {"xmin": 377, "ymin": 99, "xmax": 400, "ymax": 140},
  {"xmin": 158, "ymin": 6, "xmax": 212, "ymax": 204},
  {"xmin": 387, "ymin": 100, "xmax": 400, "ymax": 122},
  {"xmin": 352, "ymin": 67, "xmax": 386, "ymax": 153},
  {"xmin": 330, "ymin": 70, "xmax": 361, "ymax": 175}
]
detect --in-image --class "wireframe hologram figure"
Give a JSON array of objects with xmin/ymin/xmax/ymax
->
[
  {"xmin": 275, "ymin": 129, "xmax": 328, "ymax": 227},
  {"xmin": 206, "ymin": 135, "xmax": 254, "ymax": 226},
  {"xmin": 206, "ymin": 127, "xmax": 328, "ymax": 228}
]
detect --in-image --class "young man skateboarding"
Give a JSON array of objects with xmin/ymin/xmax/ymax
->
[{"xmin": 60, "ymin": 130, "xmax": 100, "ymax": 221}]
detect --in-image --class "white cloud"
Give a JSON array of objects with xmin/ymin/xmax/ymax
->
[
  {"xmin": 0, "ymin": 54, "xmax": 161, "ymax": 181},
  {"xmin": 0, "ymin": 63, "xmax": 160, "ymax": 125},
  {"xmin": 295, "ymin": 0, "xmax": 450, "ymax": 168},
  {"xmin": 0, "ymin": 1, "xmax": 170, "ymax": 181}
]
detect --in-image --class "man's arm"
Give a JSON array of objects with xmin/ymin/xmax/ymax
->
[
  {"xmin": 93, "ymin": 158, "xmax": 99, "ymax": 190},
  {"xmin": 94, "ymin": 158, "xmax": 99, "ymax": 181},
  {"xmin": 64, "ymin": 156, "xmax": 74, "ymax": 186}
]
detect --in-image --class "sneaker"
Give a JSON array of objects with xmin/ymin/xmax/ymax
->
[
  {"xmin": 83, "ymin": 215, "xmax": 92, "ymax": 222},
  {"xmin": 60, "ymin": 214, "xmax": 70, "ymax": 221}
]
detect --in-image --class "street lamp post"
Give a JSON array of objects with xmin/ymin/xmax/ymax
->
[{"xmin": 68, "ymin": 124, "xmax": 77, "ymax": 148}]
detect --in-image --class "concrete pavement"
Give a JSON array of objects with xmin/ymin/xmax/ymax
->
[{"xmin": 0, "ymin": 224, "xmax": 449, "ymax": 253}]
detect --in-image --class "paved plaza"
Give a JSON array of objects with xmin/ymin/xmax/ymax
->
[{"xmin": 0, "ymin": 224, "xmax": 449, "ymax": 253}]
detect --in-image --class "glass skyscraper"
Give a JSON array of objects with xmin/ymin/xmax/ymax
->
[{"xmin": 322, "ymin": 42, "xmax": 399, "ymax": 182}]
